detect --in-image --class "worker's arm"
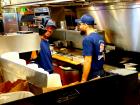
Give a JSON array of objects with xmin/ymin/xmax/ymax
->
[
  {"xmin": 30, "ymin": 51, "xmax": 38, "ymax": 60},
  {"xmin": 81, "ymin": 56, "xmax": 92, "ymax": 82}
]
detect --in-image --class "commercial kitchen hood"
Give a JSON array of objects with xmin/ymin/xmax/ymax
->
[
  {"xmin": 2, "ymin": 0, "xmax": 76, "ymax": 7},
  {"xmin": 75, "ymin": 0, "xmax": 133, "ymax": 3},
  {"xmin": 2, "ymin": 0, "xmax": 135, "ymax": 7},
  {"xmin": 45, "ymin": 0, "xmax": 135, "ymax": 7},
  {"xmin": 76, "ymin": 0, "xmax": 135, "ymax": 4}
]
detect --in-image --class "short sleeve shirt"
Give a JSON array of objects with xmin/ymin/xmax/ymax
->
[
  {"xmin": 38, "ymin": 39, "xmax": 53, "ymax": 73},
  {"xmin": 82, "ymin": 32, "xmax": 105, "ymax": 72}
]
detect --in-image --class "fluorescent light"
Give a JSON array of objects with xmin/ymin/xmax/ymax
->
[{"xmin": 3, "ymin": 0, "xmax": 75, "ymax": 7}]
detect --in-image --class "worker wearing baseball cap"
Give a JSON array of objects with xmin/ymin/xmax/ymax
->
[
  {"xmin": 75, "ymin": 14, "xmax": 105, "ymax": 82},
  {"xmin": 37, "ymin": 17, "xmax": 56, "ymax": 73}
]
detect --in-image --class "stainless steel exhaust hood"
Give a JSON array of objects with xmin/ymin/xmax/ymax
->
[
  {"xmin": 76, "ymin": 0, "xmax": 135, "ymax": 4},
  {"xmin": 84, "ymin": 0, "xmax": 134, "ymax": 2},
  {"xmin": 2, "ymin": 0, "xmax": 135, "ymax": 7},
  {"xmin": 0, "ymin": 0, "xmax": 118, "ymax": 7},
  {"xmin": 46, "ymin": 0, "xmax": 136, "ymax": 7},
  {"xmin": 73, "ymin": 0, "xmax": 136, "ymax": 6}
]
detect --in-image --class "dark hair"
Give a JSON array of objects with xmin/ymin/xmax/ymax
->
[{"xmin": 39, "ymin": 28, "xmax": 47, "ymax": 36}]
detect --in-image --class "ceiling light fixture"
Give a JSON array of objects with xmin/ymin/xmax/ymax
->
[{"xmin": 3, "ymin": 0, "xmax": 75, "ymax": 7}]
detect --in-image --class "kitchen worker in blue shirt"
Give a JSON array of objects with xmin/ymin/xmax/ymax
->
[
  {"xmin": 75, "ymin": 14, "xmax": 105, "ymax": 82},
  {"xmin": 38, "ymin": 17, "xmax": 56, "ymax": 74}
]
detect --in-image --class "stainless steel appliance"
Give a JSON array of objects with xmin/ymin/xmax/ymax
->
[{"xmin": 34, "ymin": 7, "xmax": 50, "ymax": 26}]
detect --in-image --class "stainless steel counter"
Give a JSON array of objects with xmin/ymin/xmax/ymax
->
[
  {"xmin": 103, "ymin": 64, "xmax": 119, "ymax": 71},
  {"xmin": 0, "ymin": 33, "xmax": 41, "ymax": 55}
]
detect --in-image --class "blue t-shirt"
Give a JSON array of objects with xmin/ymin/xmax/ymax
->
[
  {"xmin": 38, "ymin": 39, "xmax": 53, "ymax": 73},
  {"xmin": 82, "ymin": 32, "xmax": 105, "ymax": 77}
]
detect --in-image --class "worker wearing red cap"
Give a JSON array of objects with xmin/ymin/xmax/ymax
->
[{"xmin": 37, "ymin": 17, "xmax": 56, "ymax": 73}]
